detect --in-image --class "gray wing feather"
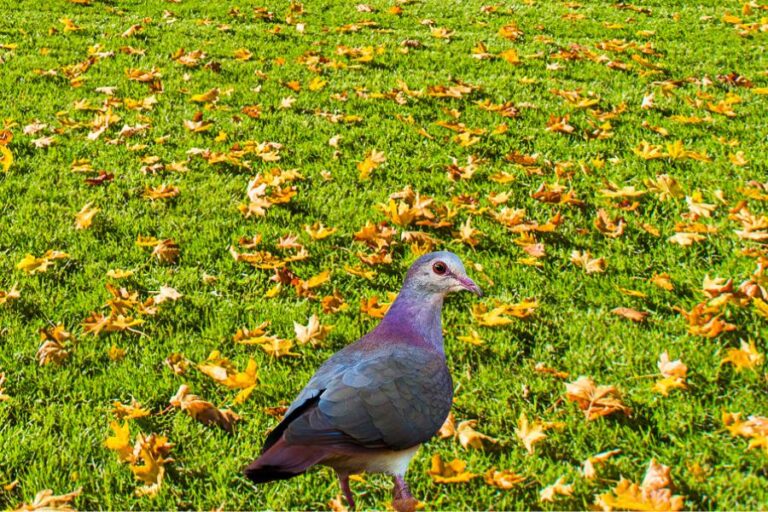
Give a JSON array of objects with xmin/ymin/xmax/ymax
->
[{"xmin": 282, "ymin": 344, "xmax": 452, "ymax": 451}]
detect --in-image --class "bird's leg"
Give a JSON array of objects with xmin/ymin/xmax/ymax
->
[
  {"xmin": 392, "ymin": 475, "xmax": 418, "ymax": 512},
  {"xmin": 337, "ymin": 472, "xmax": 355, "ymax": 510}
]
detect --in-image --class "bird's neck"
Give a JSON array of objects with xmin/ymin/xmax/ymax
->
[{"xmin": 375, "ymin": 288, "xmax": 445, "ymax": 352}]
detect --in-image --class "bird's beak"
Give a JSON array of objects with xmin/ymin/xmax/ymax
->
[{"xmin": 455, "ymin": 274, "xmax": 483, "ymax": 297}]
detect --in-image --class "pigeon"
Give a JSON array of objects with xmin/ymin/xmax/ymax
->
[{"xmin": 244, "ymin": 251, "xmax": 482, "ymax": 511}]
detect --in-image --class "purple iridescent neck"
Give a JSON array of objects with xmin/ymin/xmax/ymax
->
[{"xmin": 371, "ymin": 281, "xmax": 445, "ymax": 353}]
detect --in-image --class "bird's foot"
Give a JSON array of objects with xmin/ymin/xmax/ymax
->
[
  {"xmin": 392, "ymin": 475, "xmax": 419, "ymax": 512},
  {"xmin": 338, "ymin": 473, "xmax": 356, "ymax": 510}
]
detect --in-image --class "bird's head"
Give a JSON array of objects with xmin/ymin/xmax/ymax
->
[{"xmin": 404, "ymin": 251, "xmax": 483, "ymax": 297}]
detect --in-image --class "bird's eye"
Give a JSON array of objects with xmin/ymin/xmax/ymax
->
[{"xmin": 432, "ymin": 261, "xmax": 447, "ymax": 275}]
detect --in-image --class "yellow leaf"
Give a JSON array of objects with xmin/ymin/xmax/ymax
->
[
  {"xmin": 112, "ymin": 399, "xmax": 151, "ymax": 420},
  {"xmin": 484, "ymin": 468, "xmax": 525, "ymax": 490},
  {"xmin": 427, "ymin": 453, "xmax": 476, "ymax": 484},
  {"xmin": 105, "ymin": 421, "xmax": 133, "ymax": 462},
  {"xmin": 595, "ymin": 459, "xmax": 685, "ymax": 511},
  {"xmin": 499, "ymin": 48, "xmax": 521, "ymax": 64},
  {"xmin": 75, "ymin": 203, "xmax": 100, "ymax": 230},
  {"xmin": 722, "ymin": 339, "xmax": 764, "ymax": 371},
  {"xmin": 0, "ymin": 145, "xmax": 12, "ymax": 172},
  {"xmin": 457, "ymin": 329, "xmax": 484, "ymax": 346},
  {"xmin": 190, "ymin": 87, "xmax": 220, "ymax": 103}
]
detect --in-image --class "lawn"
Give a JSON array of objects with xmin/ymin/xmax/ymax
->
[{"xmin": 1, "ymin": 0, "xmax": 767, "ymax": 509}]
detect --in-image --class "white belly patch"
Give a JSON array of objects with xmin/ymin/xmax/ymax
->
[{"xmin": 325, "ymin": 445, "xmax": 419, "ymax": 476}]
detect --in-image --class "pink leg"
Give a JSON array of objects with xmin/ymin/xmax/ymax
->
[
  {"xmin": 392, "ymin": 475, "xmax": 418, "ymax": 512},
  {"xmin": 338, "ymin": 473, "xmax": 355, "ymax": 510}
]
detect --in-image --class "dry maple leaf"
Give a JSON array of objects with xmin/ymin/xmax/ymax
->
[
  {"xmin": 357, "ymin": 149, "xmax": 386, "ymax": 180},
  {"xmin": 130, "ymin": 432, "xmax": 173, "ymax": 496},
  {"xmin": 16, "ymin": 250, "xmax": 69, "ymax": 275},
  {"xmin": 169, "ymin": 384, "xmax": 240, "ymax": 433},
  {"xmin": 453, "ymin": 217, "xmax": 483, "ymax": 247},
  {"xmin": 484, "ymin": 468, "xmax": 525, "ymax": 490},
  {"xmin": 12, "ymin": 487, "xmax": 82, "ymax": 512},
  {"xmin": 37, "ymin": 324, "xmax": 73, "ymax": 366},
  {"xmin": 653, "ymin": 351, "xmax": 688, "ymax": 396},
  {"xmin": 144, "ymin": 184, "xmax": 180, "ymax": 200},
  {"xmin": 595, "ymin": 459, "xmax": 685, "ymax": 511},
  {"xmin": 650, "ymin": 273, "xmax": 674, "ymax": 291},
  {"xmin": 594, "ymin": 209, "xmax": 625, "ymax": 238},
  {"xmin": 438, "ymin": 412, "xmax": 456, "ymax": 439},
  {"xmin": 258, "ymin": 337, "xmax": 300, "ymax": 358},
  {"xmin": 360, "ymin": 294, "xmax": 396, "ymax": 318},
  {"xmin": 721, "ymin": 339, "xmax": 764, "ymax": 371},
  {"xmin": 471, "ymin": 299, "xmax": 538, "ymax": 327},
  {"xmin": 74, "ymin": 203, "xmax": 99, "ymax": 230},
  {"xmin": 675, "ymin": 302, "xmax": 737, "ymax": 338},
  {"xmin": 644, "ymin": 174, "xmax": 683, "ymax": 200},
  {"xmin": 534, "ymin": 362, "xmax": 570, "ymax": 379},
  {"xmin": 456, "ymin": 420, "xmax": 498, "ymax": 450},
  {"xmin": 540, "ymin": 476, "xmax": 574, "ymax": 503},
  {"xmin": 668, "ymin": 232, "xmax": 706, "ymax": 246},
  {"xmin": 164, "ymin": 353, "xmax": 190, "ymax": 375},
  {"xmin": 198, "ymin": 351, "xmax": 258, "ymax": 391},
  {"xmin": 152, "ymin": 286, "xmax": 182, "ymax": 305},
  {"xmin": 565, "ymin": 376, "xmax": 630, "ymax": 420},
  {"xmin": 515, "ymin": 412, "xmax": 562, "ymax": 454},
  {"xmin": 723, "ymin": 412, "xmax": 768, "ymax": 453},
  {"xmin": 304, "ymin": 222, "xmax": 337, "ymax": 240},
  {"xmin": 570, "ymin": 250, "xmax": 606, "ymax": 274},
  {"xmin": 427, "ymin": 453, "xmax": 476, "ymax": 484},
  {"xmin": 322, "ymin": 290, "xmax": 348, "ymax": 314},
  {"xmin": 105, "ymin": 421, "xmax": 134, "ymax": 462},
  {"xmin": 0, "ymin": 283, "xmax": 20, "ymax": 305},
  {"xmin": 112, "ymin": 399, "xmax": 151, "ymax": 420},
  {"xmin": 612, "ymin": 307, "xmax": 649, "ymax": 322},
  {"xmin": 294, "ymin": 314, "xmax": 332, "ymax": 346},
  {"xmin": 546, "ymin": 115, "xmax": 575, "ymax": 134},
  {"xmin": 582, "ymin": 449, "xmax": 622, "ymax": 479},
  {"xmin": 151, "ymin": 239, "xmax": 180, "ymax": 264},
  {"xmin": 457, "ymin": 329, "xmax": 484, "ymax": 346}
]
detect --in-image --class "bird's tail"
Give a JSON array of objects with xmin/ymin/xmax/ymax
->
[{"xmin": 244, "ymin": 437, "xmax": 328, "ymax": 484}]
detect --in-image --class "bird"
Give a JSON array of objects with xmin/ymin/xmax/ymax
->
[{"xmin": 244, "ymin": 251, "xmax": 482, "ymax": 511}]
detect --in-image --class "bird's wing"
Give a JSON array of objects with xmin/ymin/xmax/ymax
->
[{"xmin": 264, "ymin": 345, "xmax": 452, "ymax": 452}]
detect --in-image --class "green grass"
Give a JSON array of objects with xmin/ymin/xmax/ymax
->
[{"xmin": 1, "ymin": 0, "xmax": 767, "ymax": 509}]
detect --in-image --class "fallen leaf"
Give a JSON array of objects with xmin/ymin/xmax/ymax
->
[
  {"xmin": 721, "ymin": 339, "xmax": 764, "ymax": 371},
  {"xmin": 540, "ymin": 476, "xmax": 573, "ymax": 503},
  {"xmin": 12, "ymin": 488, "xmax": 82, "ymax": 511},
  {"xmin": 595, "ymin": 459, "xmax": 685, "ymax": 511},
  {"xmin": 427, "ymin": 453, "xmax": 477, "ymax": 484},
  {"xmin": 484, "ymin": 468, "xmax": 525, "ymax": 490},
  {"xmin": 612, "ymin": 307, "xmax": 649, "ymax": 322},
  {"xmin": 565, "ymin": 376, "xmax": 630, "ymax": 420},
  {"xmin": 457, "ymin": 420, "xmax": 498, "ymax": 450},
  {"xmin": 169, "ymin": 384, "xmax": 240, "ymax": 432}
]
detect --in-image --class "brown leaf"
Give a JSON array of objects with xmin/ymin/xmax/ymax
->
[
  {"xmin": 611, "ymin": 307, "xmax": 649, "ymax": 322},
  {"xmin": 565, "ymin": 376, "xmax": 630, "ymax": 420},
  {"xmin": 169, "ymin": 384, "xmax": 240, "ymax": 432}
]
